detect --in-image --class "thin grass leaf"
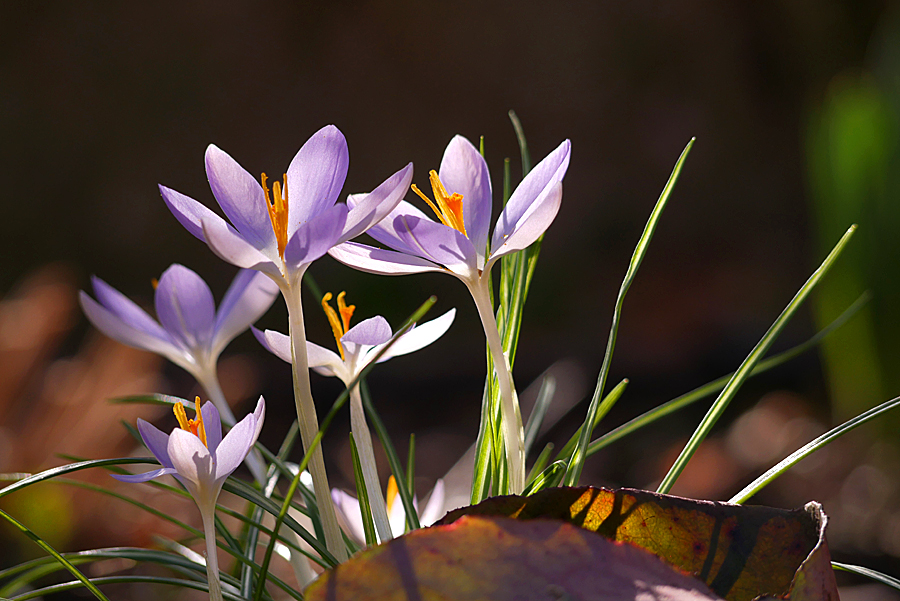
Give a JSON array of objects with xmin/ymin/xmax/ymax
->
[
  {"xmin": 565, "ymin": 140, "xmax": 695, "ymax": 487},
  {"xmin": 556, "ymin": 378, "xmax": 629, "ymax": 463},
  {"xmin": 525, "ymin": 443, "xmax": 555, "ymax": 486},
  {"xmin": 254, "ymin": 296, "xmax": 437, "ymax": 599},
  {"xmin": 0, "ymin": 457, "xmax": 153, "ymax": 499},
  {"xmin": 406, "ymin": 433, "xmax": 416, "ymax": 496},
  {"xmin": 833, "ymin": 562, "xmax": 900, "ymax": 592},
  {"xmin": 522, "ymin": 460, "xmax": 567, "ymax": 495},
  {"xmin": 509, "ymin": 110, "xmax": 532, "ymax": 174},
  {"xmin": 657, "ymin": 224, "xmax": 857, "ymax": 494},
  {"xmin": 8, "ymin": 575, "xmax": 255, "ymax": 601},
  {"xmin": 729, "ymin": 394, "xmax": 900, "ymax": 503},
  {"xmin": 523, "ymin": 374, "xmax": 557, "ymax": 455},
  {"xmin": 586, "ymin": 291, "xmax": 871, "ymax": 456},
  {"xmin": 471, "ymin": 376, "xmax": 494, "ymax": 503},
  {"xmin": 349, "ymin": 432, "xmax": 378, "ymax": 546},
  {"xmin": 0, "ymin": 508, "xmax": 111, "ymax": 601}
]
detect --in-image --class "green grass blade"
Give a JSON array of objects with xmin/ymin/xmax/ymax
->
[
  {"xmin": 0, "ymin": 508, "xmax": 111, "ymax": 601},
  {"xmin": 508, "ymin": 110, "xmax": 532, "ymax": 174},
  {"xmin": 832, "ymin": 562, "xmax": 900, "ymax": 592},
  {"xmin": 525, "ymin": 443, "xmax": 555, "ymax": 486},
  {"xmin": 0, "ymin": 457, "xmax": 154, "ymax": 499},
  {"xmin": 406, "ymin": 433, "xmax": 416, "ymax": 496},
  {"xmin": 8, "ymin": 575, "xmax": 257, "ymax": 601},
  {"xmin": 556, "ymin": 379, "xmax": 629, "ymax": 462},
  {"xmin": 729, "ymin": 394, "xmax": 900, "ymax": 503},
  {"xmin": 565, "ymin": 139, "xmax": 695, "ymax": 486},
  {"xmin": 522, "ymin": 460, "xmax": 567, "ymax": 495},
  {"xmin": 523, "ymin": 374, "xmax": 557, "ymax": 455},
  {"xmin": 349, "ymin": 432, "xmax": 378, "ymax": 546},
  {"xmin": 586, "ymin": 291, "xmax": 871, "ymax": 456},
  {"xmin": 657, "ymin": 224, "xmax": 857, "ymax": 494}
]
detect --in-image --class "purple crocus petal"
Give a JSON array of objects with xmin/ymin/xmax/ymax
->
[
  {"xmin": 286, "ymin": 125, "xmax": 349, "ymax": 231},
  {"xmin": 155, "ymin": 265, "xmax": 217, "ymax": 351},
  {"xmin": 328, "ymin": 241, "xmax": 445, "ymax": 276},
  {"xmin": 352, "ymin": 199, "xmax": 435, "ymax": 256},
  {"xmin": 439, "ymin": 135, "xmax": 492, "ymax": 261},
  {"xmin": 112, "ymin": 467, "xmax": 178, "ymax": 483},
  {"xmin": 168, "ymin": 428, "xmax": 214, "ymax": 487},
  {"xmin": 253, "ymin": 326, "xmax": 342, "ymax": 372},
  {"xmin": 201, "ymin": 401, "xmax": 223, "ymax": 456},
  {"xmin": 488, "ymin": 181, "xmax": 563, "ymax": 266},
  {"xmin": 201, "ymin": 217, "xmax": 282, "ymax": 277},
  {"xmin": 283, "ymin": 203, "xmax": 348, "ymax": 269},
  {"xmin": 211, "ymin": 270, "xmax": 279, "ymax": 359},
  {"xmin": 393, "ymin": 215, "xmax": 478, "ymax": 278},
  {"xmin": 159, "ymin": 184, "xmax": 220, "ymax": 243},
  {"xmin": 376, "ymin": 309, "xmax": 456, "ymax": 363},
  {"xmin": 90, "ymin": 276, "xmax": 171, "ymax": 342},
  {"xmin": 137, "ymin": 418, "xmax": 174, "ymax": 468},
  {"xmin": 419, "ymin": 479, "xmax": 446, "ymax": 526},
  {"xmin": 205, "ymin": 145, "xmax": 275, "ymax": 250},
  {"xmin": 491, "ymin": 139, "xmax": 570, "ymax": 251},
  {"xmin": 342, "ymin": 316, "xmax": 393, "ymax": 346},
  {"xmin": 340, "ymin": 163, "xmax": 414, "ymax": 242},
  {"xmin": 213, "ymin": 409, "xmax": 258, "ymax": 481},
  {"xmin": 79, "ymin": 292, "xmax": 186, "ymax": 362}
]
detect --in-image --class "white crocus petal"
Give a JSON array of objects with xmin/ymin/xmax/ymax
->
[
  {"xmin": 388, "ymin": 494, "xmax": 411, "ymax": 538},
  {"xmin": 329, "ymin": 241, "xmax": 446, "ymax": 276},
  {"xmin": 213, "ymin": 409, "xmax": 259, "ymax": 481},
  {"xmin": 332, "ymin": 488, "xmax": 367, "ymax": 543},
  {"xmin": 418, "ymin": 479, "xmax": 447, "ymax": 526},
  {"xmin": 168, "ymin": 429, "xmax": 215, "ymax": 495},
  {"xmin": 376, "ymin": 309, "xmax": 456, "ymax": 363}
]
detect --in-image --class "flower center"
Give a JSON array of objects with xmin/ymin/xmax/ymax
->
[
  {"xmin": 261, "ymin": 173, "xmax": 289, "ymax": 259},
  {"xmin": 174, "ymin": 397, "xmax": 208, "ymax": 448},
  {"xmin": 322, "ymin": 291, "xmax": 355, "ymax": 361},
  {"xmin": 411, "ymin": 170, "xmax": 467, "ymax": 236},
  {"xmin": 386, "ymin": 475, "xmax": 399, "ymax": 513}
]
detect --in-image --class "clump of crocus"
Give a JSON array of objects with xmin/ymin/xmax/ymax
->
[
  {"xmin": 160, "ymin": 125, "xmax": 413, "ymax": 560},
  {"xmin": 114, "ymin": 397, "xmax": 264, "ymax": 601},
  {"xmin": 330, "ymin": 135, "xmax": 571, "ymax": 493},
  {"xmin": 254, "ymin": 291, "xmax": 455, "ymax": 543}
]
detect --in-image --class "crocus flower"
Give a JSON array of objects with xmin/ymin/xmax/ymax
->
[
  {"xmin": 80, "ymin": 265, "xmax": 277, "ymax": 428},
  {"xmin": 115, "ymin": 397, "xmax": 265, "ymax": 601},
  {"xmin": 255, "ymin": 291, "xmax": 454, "ymax": 543},
  {"xmin": 332, "ymin": 477, "xmax": 447, "ymax": 544},
  {"xmin": 329, "ymin": 135, "xmax": 571, "ymax": 493},
  {"xmin": 159, "ymin": 125, "xmax": 409, "ymax": 561}
]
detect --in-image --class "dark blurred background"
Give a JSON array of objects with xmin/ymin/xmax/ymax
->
[{"xmin": 3, "ymin": 1, "xmax": 900, "ymax": 598}]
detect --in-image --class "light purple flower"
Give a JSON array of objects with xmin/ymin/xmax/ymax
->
[
  {"xmin": 114, "ymin": 397, "xmax": 265, "ymax": 509},
  {"xmin": 159, "ymin": 124, "xmax": 413, "ymax": 286},
  {"xmin": 79, "ymin": 264, "xmax": 277, "ymax": 424},
  {"xmin": 328, "ymin": 134, "xmax": 570, "ymax": 283},
  {"xmin": 253, "ymin": 300, "xmax": 456, "ymax": 386}
]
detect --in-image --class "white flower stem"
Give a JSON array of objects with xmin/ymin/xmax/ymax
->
[
  {"xmin": 468, "ymin": 277, "xmax": 526, "ymax": 494},
  {"xmin": 349, "ymin": 383, "xmax": 392, "ymax": 543},
  {"xmin": 283, "ymin": 286, "xmax": 348, "ymax": 563},
  {"xmin": 198, "ymin": 369, "xmax": 268, "ymax": 485},
  {"xmin": 200, "ymin": 506, "xmax": 223, "ymax": 601}
]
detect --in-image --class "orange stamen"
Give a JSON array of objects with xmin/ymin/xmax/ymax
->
[
  {"xmin": 262, "ymin": 173, "xmax": 289, "ymax": 259},
  {"xmin": 386, "ymin": 475, "xmax": 399, "ymax": 513},
  {"xmin": 322, "ymin": 292, "xmax": 355, "ymax": 361},
  {"xmin": 174, "ymin": 396, "xmax": 208, "ymax": 448},
  {"xmin": 411, "ymin": 170, "xmax": 467, "ymax": 236}
]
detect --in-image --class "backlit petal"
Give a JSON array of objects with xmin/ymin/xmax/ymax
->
[
  {"xmin": 342, "ymin": 316, "xmax": 392, "ymax": 346},
  {"xmin": 89, "ymin": 276, "xmax": 171, "ymax": 342},
  {"xmin": 159, "ymin": 184, "xmax": 219, "ymax": 242},
  {"xmin": 155, "ymin": 265, "xmax": 216, "ymax": 351},
  {"xmin": 492, "ymin": 139, "xmax": 570, "ymax": 250},
  {"xmin": 205, "ymin": 145, "xmax": 275, "ymax": 250},
  {"xmin": 137, "ymin": 418, "xmax": 173, "ymax": 468},
  {"xmin": 419, "ymin": 479, "xmax": 446, "ymax": 526},
  {"xmin": 488, "ymin": 181, "xmax": 563, "ymax": 265},
  {"xmin": 439, "ymin": 136, "xmax": 492, "ymax": 261},
  {"xmin": 376, "ymin": 309, "xmax": 455, "ymax": 363},
  {"xmin": 112, "ymin": 467, "xmax": 177, "ymax": 483},
  {"xmin": 201, "ymin": 401, "xmax": 223, "ymax": 456},
  {"xmin": 286, "ymin": 125, "xmax": 349, "ymax": 231},
  {"xmin": 329, "ymin": 241, "xmax": 444, "ymax": 276},
  {"xmin": 283, "ymin": 203, "xmax": 348, "ymax": 269},
  {"xmin": 350, "ymin": 199, "xmax": 434, "ymax": 256},
  {"xmin": 341, "ymin": 163, "xmax": 414, "ymax": 242},
  {"xmin": 393, "ymin": 215, "xmax": 478, "ymax": 278},
  {"xmin": 201, "ymin": 217, "xmax": 281, "ymax": 277},
  {"xmin": 213, "ymin": 409, "xmax": 259, "ymax": 481},
  {"xmin": 168, "ymin": 428, "xmax": 214, "ymax": 488}
]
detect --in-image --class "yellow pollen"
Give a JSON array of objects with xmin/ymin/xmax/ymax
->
[
  {"xmin": 150, "ymin": 278, "xmax": 159, "ymax": 290},
  {"xmin": 411, "ymin": 170, "xmax": 467, "ymax": 236},
  {"xmin": 262, "ymin": 172, "xmax": 289, "ymax": 259},
  {"xmin": 322, "ymin": 291, "xmax": 355, "ymax": 361},
  {"xmin": 174, "ymin": 396, "xmax": 208, "ymax": 448},
  {"xmin": 386, "ymin": 475, "xmax": 399, "ymax": 513}
]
